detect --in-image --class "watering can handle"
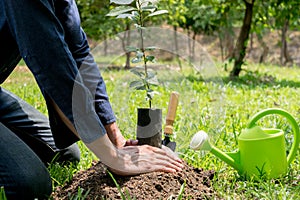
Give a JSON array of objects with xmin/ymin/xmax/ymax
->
[{"xmin": 248, "ymin": 108, "xmax": 300, "ymax": 165}]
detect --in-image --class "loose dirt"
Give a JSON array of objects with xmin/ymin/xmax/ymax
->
[{"xmin": 52, "ymin": 161, "xmax": 216, "ymax": 199}]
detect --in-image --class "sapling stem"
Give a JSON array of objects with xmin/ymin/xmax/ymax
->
[{"xmin": 137, "ymin": 0, "xmax": 152, "ymax": 108}]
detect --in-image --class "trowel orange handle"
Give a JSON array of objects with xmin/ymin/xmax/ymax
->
[{"xmin": 164, "ymin": 91, "xmax": 179, "ymax": 135}]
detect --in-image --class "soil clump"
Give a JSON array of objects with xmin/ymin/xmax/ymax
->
[{"xmin": 52, "ymin": 161, "xmax": 216, "ymax": 199}]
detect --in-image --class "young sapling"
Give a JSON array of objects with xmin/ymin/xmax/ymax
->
[{"xmin": 107, "ymin": 0, "xmax": 168, "ymax": 108}]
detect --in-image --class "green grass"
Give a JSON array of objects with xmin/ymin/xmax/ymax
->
[
  {"xmin": 2, "ymin": 61, "xmax": 300, "ymax": 199},
  {"xmin": 0, "ymin": 186, "xmax": 7, "ymax": 200}
]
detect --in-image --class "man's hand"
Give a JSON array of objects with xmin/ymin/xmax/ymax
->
[
  {"xmin": 109, "ymin": 144, "xmax": 183, "ymax": 176},
  {"xmin": 86, "ymin": 134, "xmax": 184, "ymax": 176},
  {"xmin": 105, "ymin": 122, "xmax": 138, "ymax": 148}
]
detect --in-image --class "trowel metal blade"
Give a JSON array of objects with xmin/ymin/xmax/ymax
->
[
  {"xmin": 166, "ymin": 141, "xmax": 176, "ymax": 151},
  {"xmin": 162, "ymin": 137, "xmax": 176, "ymax": 151}
]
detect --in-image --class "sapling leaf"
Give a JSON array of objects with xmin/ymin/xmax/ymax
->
[
  {"xmin": 131, "ymin": 57, "xmax": 142, "ymax": 63},
  {"xmin": 146, "ymin": 76, "xmax": 159, "ymax": 86},
  {"xmin": 146, "ymin": 70, "xmax": 159, "ymax": 85},
  {"xmin": 141, "ymin": 6, "xmax": 157, "ymax": 12},
  {"xmin": 131, "ymin": 51, "xmax": 144, "ymax": 63},
  {"xmin": 130, "ymin": 67, "xmax": 144, "ymax": 77},
  {"xmin": 151, "ymin": 90, "xmax": 160, "ymax": 96},
  {"xmin": 146, "ymin": 70, "xmax": 156, "ymax": 78},
  {"xmin": 148, "ymin": 80, "xmax": 159, "ymax": 86},
  {"xmin": 147, "ymin": 10, "xmax": 168, "ymax": 17},
  {"xmin": 145, "ymin": 46, "xmax": 156, "ymax": 51},
  {"xmin": 146, "ymin": 91, "xmax": 153, "ymax": 101},
  {"xmin": 128, "ymin": 11, "xmax": 139, "ymax": 22},
  {"xmin": 106, "ymin": 6, "xmax": 136, "ymax": 17},
  {"xmin": 142, "ymin": 0, "xmax": 159, "ymax": 4},
  {"xmin": 129, "ymin": 80, "xmax": 144, "ymax": 89},
  {"xmin": 136, "ymin": 85, "xmax": 147, "ymax": 90},
  {"xmin": 146, "ymin": 55, "xmax": 155, "ymax": 62},
  {"xmin": 138, "ymin": 0, "xmax": 150, "ymax": 7},
  {"xmin": 136, "ymin": 51, "xmax": 144, "ymax": 58},
  {"xmin": 135, "ymin": 0, "xmax": 141, "ymax": 9},
  {"xmin": 146, "ymin": 89, "xmax": 159, "ymax": 100},
  {"xmin": 110, "ymin": 0, "xmax": 134, "ymax": 5},
  {"xmin": 116, "ymin": 13, "xmax": 134, "ymax": 19},
  {"xmin": 125, "ymin": 46, "xmax": 139, "ymax": 52},
  {"xmin": 134, "ymin": 24, "xmax": 146, "ymax": 30}
]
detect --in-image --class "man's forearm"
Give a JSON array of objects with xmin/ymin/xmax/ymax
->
[{"xmin": 85, "ymin": 134, "xmax": 118, "ymax": 167}]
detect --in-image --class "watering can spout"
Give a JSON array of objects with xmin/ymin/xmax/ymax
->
[
  {"xmin": 190, "ymin": 131, "xmax": 243, "ymax": 173},
  {"xmin": 210, "ymin": 146, "xmax": 243, "ymax": 173}
]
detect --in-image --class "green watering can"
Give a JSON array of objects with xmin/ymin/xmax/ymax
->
[{"xmin": 190, "ymin": 108, "xmax": 300, "ymax": 179}]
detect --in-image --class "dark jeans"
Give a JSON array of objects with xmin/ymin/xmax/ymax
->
[
  {"xmin": 0, "ymin": 88, "xmax": 80, "ymax": 200},
  {"xmin": 0, "ymin": 123, "xmax": 52, "ymax": 200}
]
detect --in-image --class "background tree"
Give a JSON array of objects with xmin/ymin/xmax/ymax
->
[
  {"xmin": 77, "ymin": 0, "xmax": 114, "ymax": 41},
  {"xmin": 77, "ymin": 0, "xmax": 133, "ymax": 68},
  {"xmin": 269, "ymin": 0, "xmax": 300, "ymax": 65},
  {"xmin": 160, "ymin": 0, "xmax": 187, "ymax": 69},
  {"xmin": 250, "ymin": 0, "xmax": 271, "ymax": 63},
  {"xmin": 230, "ymin": 0, "xmax": 256, "ymax": 78},
  {"xmin": 76, "ymin": 0, "xmax": 300, "ymax": 76},
  {"xmin": 185, "ymin": 0, "xmax": 221, "ymax": 62},
  {"xmin": 219, "ymin": 0, "xmax": 246, "ymax": 62}
]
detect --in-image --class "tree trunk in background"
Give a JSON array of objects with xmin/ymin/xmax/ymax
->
[
  {"xmin": 104, "ymin": 36, "xmax": 108, "ymax": 56},
  {"xmin": 192, "ymin": 32, "xmax": 196, "ymax": 62},
  {"xmin": 257, "ymin": 33, "xmax": 269, "ymax": 63},
  {"xmin": 218, "ymin": 30, "xmax": 234, "ymax": 62},
  {"xmin": 219, "ymin": 9, "xmax": 235, "ymax": 61},
  {"xmin": 224, "ymin": 30, "xmax": 234, "ymax": 60},
  {"xmin": 187, "ymin": 30, "xmax": 193, "ymax": 62},
  {"xmin": 280, "ymin": 19, "xmax": 293, "ymax": 65},
  {"xmin": 124, "ymin": 23, "xmax": 131, "ymax": 69},
  {"xmin": 187, "ymin": 30, "xmax": 196, "ymax": 63},
  {"xmin": 173, "ymin": 26, "xmax": 182, "ymax": 70},
  {"xmin": 218, "ymin": 33, "xmax": 224, "ymax": 61},
  {"xmin": 230, "ymin": 0, "xmax": 255, "ymax": 78},
  {"xmin": 249, "ymin": 33, "xmax": 254, "ymax": 53}
]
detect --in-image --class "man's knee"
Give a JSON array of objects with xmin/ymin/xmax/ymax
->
[
  {"xmin": 5, "ymin": 165, "xmax": 52, "ymax": 200},
  {"xmin": 54, "ymin": 142, "xmax": 81, "ymax": 164}
]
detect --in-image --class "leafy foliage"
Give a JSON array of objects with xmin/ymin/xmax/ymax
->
[{"xmin": 77, "ymin": 0, "xmax": 300, "ymax": 77}]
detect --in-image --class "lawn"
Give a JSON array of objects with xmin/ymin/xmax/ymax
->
[{"xmin": 2, "ymin": 60, "xmax": 300, "ymax": 199}]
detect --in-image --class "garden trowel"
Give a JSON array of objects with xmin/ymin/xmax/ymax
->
[{"xmin": 162, "ymin": 91, "xmax": 179, "ymax": 151}]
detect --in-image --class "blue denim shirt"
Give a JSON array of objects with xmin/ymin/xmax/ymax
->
[{"xmin": 0, "ymin": 0, "xmax": 115, "ymax": 148}]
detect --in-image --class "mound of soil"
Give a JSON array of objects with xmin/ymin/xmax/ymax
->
[{"xmin": 52, "ymin": 161, "xmax": 216, "ymax": 199}]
